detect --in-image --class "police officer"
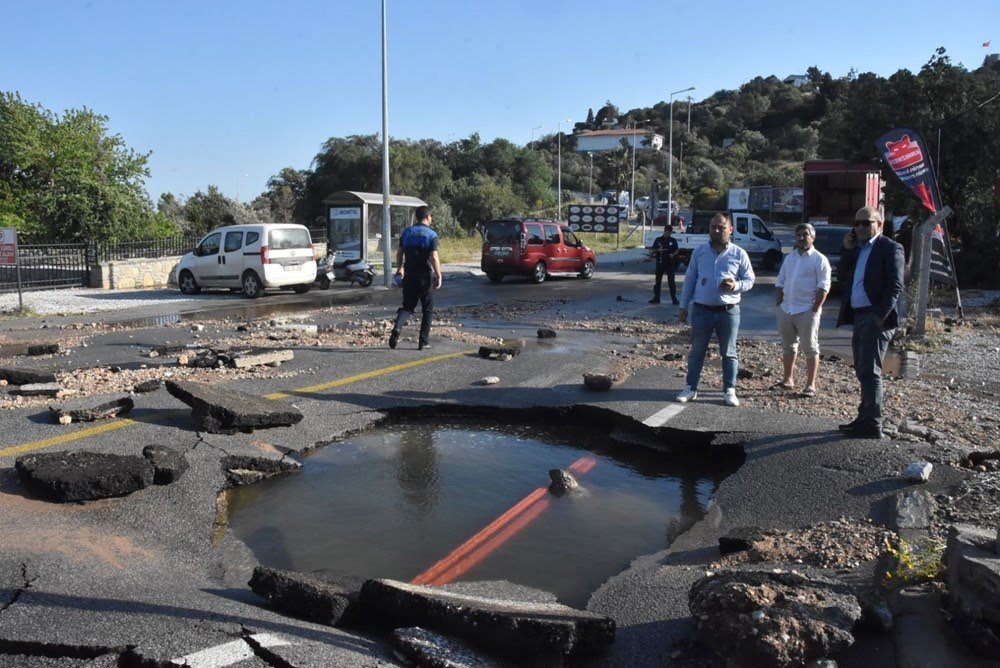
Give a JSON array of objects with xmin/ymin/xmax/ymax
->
[
  {"xmin": 649, "ymin": 224, "xmax": 680, "ymax": 304},
  {"xmin": 389, "ymin": 206, "xmax": 442, "ymax": 351}
]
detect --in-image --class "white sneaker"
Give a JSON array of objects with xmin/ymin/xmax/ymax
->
[
  {"xmin": 724, "ymin": 388, "xmax": 740, "ymax": 407},
  {"xmin": 675, "ymin": 385, "xmax": 697, "ymax": 403}
]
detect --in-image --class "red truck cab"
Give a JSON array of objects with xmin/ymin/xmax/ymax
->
[{"xmin": 481, "ymin": 218, "xmax": 597, "ymax": 284}]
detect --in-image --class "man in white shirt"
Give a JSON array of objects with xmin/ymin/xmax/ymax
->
[{"xmin": 774, "ymin": 223, "xmax": 831, "ymax": 397}]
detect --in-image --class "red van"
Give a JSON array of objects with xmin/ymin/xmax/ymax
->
[{"xmin": 480, "ymin": 218, "xmax": 597, "ymax": 284}]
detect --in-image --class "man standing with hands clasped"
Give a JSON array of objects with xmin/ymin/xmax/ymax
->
[
  {"xmin": 774, "ymin": 223, "xmax": 831, "ymax": 397},
  {"xmin": 389, "ymin": 206, "xmax": 442, "ymax": 351},
  {"xmin": 676, "ymin": 212, "xmax": 755, "ymax": 407},
  {"xmin": 649, "ymin": 224, "xmax": 680, "ymax": 304},
  {"xmin": 836, "ymin": 206, "xmax": 904, "ymax": 439}
]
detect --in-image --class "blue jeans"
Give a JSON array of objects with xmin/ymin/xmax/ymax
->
[
  {"xmin": 686, "ymin": 303, "xmax": 740, "ymax": 391},
  {"xmin": 851, "ymin": 309, "xmax": 894, "ymax": 427}
]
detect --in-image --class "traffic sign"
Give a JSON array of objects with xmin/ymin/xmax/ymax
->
[{"xmin": 0, "ymin": 227, "xmax": 17, "ymax": 265}]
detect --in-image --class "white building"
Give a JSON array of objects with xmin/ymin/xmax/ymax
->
[{"xmin": 575, "ymin": 129, "xmax": 664, "ymax": 154}]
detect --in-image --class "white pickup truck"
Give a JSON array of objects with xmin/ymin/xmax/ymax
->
[{"xmin": 644, "ymin": 211, "xmax": 784, "ymax": 270}]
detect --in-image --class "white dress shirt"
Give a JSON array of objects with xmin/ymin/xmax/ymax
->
[{"xmin": 776, "ymin": 246, "xmax": 831, "ymax": 315}]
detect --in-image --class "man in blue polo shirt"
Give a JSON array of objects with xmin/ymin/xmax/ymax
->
[
  {"xmin": 389, "ymin": 206, "xmax": 442, "ymax": 351},
  {"xmin": 675, "ymin": 212, "xmax": 755, "ymax": 406}
]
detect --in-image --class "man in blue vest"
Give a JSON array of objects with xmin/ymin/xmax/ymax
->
[
  {"xmin": 836, "ymin": 206, "xmax": 905, "ymax": 439},
  {"xmin": 389, "ymin": 206, "xmax": 442, "ymax": 351}
]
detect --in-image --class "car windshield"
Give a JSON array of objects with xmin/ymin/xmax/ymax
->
[
  {"xmin": 269, "ymin": 228, "xmax": 312, "ymax": 249},
  {"xmin": 484, "ymin": 221, "xmax": 520, "ymax": 243},
  {"xmin": 814, "ymin": 228, "xmax": 849, "ymax": 255}
]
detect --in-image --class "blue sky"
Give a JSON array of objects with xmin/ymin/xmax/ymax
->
[{"xmin": 4, "ymin": 0, "xmax": 996, "ymax": 204}]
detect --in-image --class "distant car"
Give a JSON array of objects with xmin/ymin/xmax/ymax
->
[
  {"xmin": 481, "ymin": 218, "xmax": 596, "ymax": 284},
  {"xmin": 176, "ymin": 223, "xmax": 317, "ymax": 298},
  {"xmin": 635, "ymin": 196, "xmax": 650, "ymax": 212},
  {"xmin": 812, "ymin": 224, "xmax": 852, "ymax": 288}
]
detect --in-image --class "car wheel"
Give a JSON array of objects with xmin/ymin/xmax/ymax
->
[
  {"xmin": 531, "ymin": 261, "xmax": 547, "ymax": 284},
  {"xmin": 763, "ymin": 249, "xmax": 782, "ymax": 271},
  {"xmin": 293, "ymin": 284, "xmax": 311, "ymax": 294},
  {"xmin": 579, "ymin": 259, "xmax": 594, "ymax": 279},
  {"xmin": 487, "ymin": 273, "xmax": 504, "ymax": 283},
  {"xmin": 241, "ymin": 271, "xmax": 263, "ymax": 298},
  {"xmin": 178, "ymin": 270, "xmax": 201, "ymax": 295},
  {"xmin": 318, "ymin": 276, "xmax": 331, "ymax": 290}
]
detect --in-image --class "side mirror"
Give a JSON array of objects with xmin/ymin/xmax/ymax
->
[{"xmin": 192, "ymin": 247, "xmax": 202, "ymax": 257}]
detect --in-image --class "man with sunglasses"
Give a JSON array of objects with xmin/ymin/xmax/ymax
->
[{"xmin": 835, "ymin": 206, "xmax": 905, "ymax": 439}]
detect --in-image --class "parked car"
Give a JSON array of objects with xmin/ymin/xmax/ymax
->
[
  {"xmin": 635, "ymin": 196, "xmax": 650, "ymax": 212},
  {"xmin": 812, "ymin": 224, "xmax": 852, "ymax": 288},
  {"xmin": 176, "ymin": 223, "xmax": 317, "ymax": 298},
  {"xmin": 481, "ymin": 218, "xmax": 596, "ymax": 284}
]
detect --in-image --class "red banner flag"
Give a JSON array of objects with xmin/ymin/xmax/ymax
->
[{"xmin": 984, "ymin": 41, "xmax": 991, "ymax": 47}]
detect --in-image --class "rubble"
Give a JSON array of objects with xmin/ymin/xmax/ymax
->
[
  {"xmin": 48, "ymin": 395, "xmax": 134, "ymax": 423},
  {"xmin": 8, "ymin": 382, "xmax": 65, "ymax": 397},
  {"xmin": 904, "ymin": 462, "xmax": 933, "ymax": 483},
  {"xmin": 548, "ymin": 468, "xmax": 580, "ymax": 496},
  {"xmin": 0, "ymin": 367, "xmax": 58, "ymax": 384},
  {"xmin": 393, "ymin": 627, "xmax": 505, "ymax": 668},
  {"xmin": 15, "ymin": 451, "xmax": 155, "ymax": 502},
  {"xmin": 249, "ymin": 566, "xmax": 363, "ymax": 627},
  {"xmin": 142, "ymin": 445, "xmax": 189, "ymax": 484},
  {"xmin": 166, "ymin": 379, "xmax": 304, "ymax": 434},
  {"xmin": 583, "ymin": 373, "xmax": 613, "ymax": 390}
]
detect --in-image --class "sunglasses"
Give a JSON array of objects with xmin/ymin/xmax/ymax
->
[{"xmin": 853, "ymin": 220, "xmax": 875, "ymax": 227}]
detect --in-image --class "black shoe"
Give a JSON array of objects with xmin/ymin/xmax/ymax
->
[
  {"xmin": 838, "ymin": 418, "xmax": 863, "ymax": 432},
  {"xmin": 418, "ymin": 342, "xmax": 431, "ymax": 351},
  {"xmin": 672, "ymin": 299, "xmax": 680, "ymax": 305},
  {"xmin": 844, "ymin": 422, "xmax": 884, "ymax": 439},
  {"xmin": 649, "ymin": 297, "xmax": 661, "ymax": 304},
  {"xmin": 388, "ymin": 329, "xmax": 399, "ymax": 349}
]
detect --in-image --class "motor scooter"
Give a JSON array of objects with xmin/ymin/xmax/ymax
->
[{"xmin": 317, "ymin": 250, "xmax": 376, "ymax": 289}]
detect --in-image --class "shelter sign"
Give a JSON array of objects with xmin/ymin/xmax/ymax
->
[
  {"xmin": 0, "ymin": 228, "xmax": 17, "ymax": 265},
  {"xmin": 567, "ymin": 205, "xmax": 624, "ymax": 234}
]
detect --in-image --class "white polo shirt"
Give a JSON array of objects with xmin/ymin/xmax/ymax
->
[{"xmin": 776, "ymin": 246, "xmax": 832, "ymax": 315}]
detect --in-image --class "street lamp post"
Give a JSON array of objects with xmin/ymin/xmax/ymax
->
[
  {"xmin": 629, "ymin": 120, "xmax": 648, "ymax": 227},
  {"xmin": 531, "ymin": 125, "xmax": 542, "ymax": 150},
  {"xmin": 380, "ymin": 0, "xmax": 392, "ymax": 287},
  {"xmin": 668, "ymin": 86, "xmax": 695, "ymax": 224},
  {"xmin": 678, "ymin": 96, "xmax": 692, "ymax": 189},
  {"xmin": 557, "ymin": 118, "xmax": 572, "ymax": 222},
  {"xmin": 588, "ymin": 152, "xmax": 593, "ymax": 203}
]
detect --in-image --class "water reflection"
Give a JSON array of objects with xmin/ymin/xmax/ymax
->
[{"xmin": 227, "ymin": 419, "xmax": 736, "ymax": 607}]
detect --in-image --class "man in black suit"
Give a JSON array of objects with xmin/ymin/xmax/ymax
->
[{"xmin": 836, "ymin": 206, "xmax": 905, "ymax": 439}]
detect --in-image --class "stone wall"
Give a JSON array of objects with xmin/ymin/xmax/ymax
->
[{"xmin": 91, "ymin": 256, "xmax": 182, "ymax": 290}]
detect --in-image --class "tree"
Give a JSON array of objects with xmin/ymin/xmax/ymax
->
[{"xmin": 0, "ymin": 91, "xmax": 155, "ymax": 241}]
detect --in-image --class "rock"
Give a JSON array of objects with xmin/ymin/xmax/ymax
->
[
  {"xmin": 0, "ymin": 367, "xmax": 58, "ymax": 385},
  {"xmin": 272, "ymin": 323, "xmax": 318, "ymax": 335},
  {"xmin": 548, "ymin": 469, "xmax": 579, "ymax": 496},
  {"xmin": 142, "ymin": 445, "xmax": 189, "ymax": 484},
  {"xmin": 737, "ymin": 368, "xmax": 754, "ymax": 380},
  {"xmin": 945, "ymin": 524, "xmax": 1000, "ymax": 626},
  {"xmin": 27, "ymin": 343, "xmax": 59, "ymax": 356},
  {"xmin": 166, "ymin": 379, "xmax": 303, "ymax": 434},
  {"xmin": 57, "ymin": 414, "xmax": 72, "ymax": 425},
  {"xmin": 903, "ymin": 462, "xmax": 933, "ymax": 483},
  {"xmin": 222, "ymin": 454, "xmax": 301, "ymax": 486},
  {"xmin": 478, "ymin": 376, "xmax": 500, "ymax": 386},
  {"xmin": 358, "ymin": 578, "xmax": 615, "ymax": 658},
  {"xmin": 662, "ymin": 352, "xmax": 684, "ymax": 361},
  {"xmin": 718, "ymin": 526, "xmax": 767, "ymax": 555},
  {"xmin": 249, "ymin": 566, "xmax": 362, "ymax": 627},
  {"xmin": 230, "ymin": 349, "xmax": 295, "ymax": 368},
  {"xmin": 133, "ymin": 379, "xmax": 163, "ymax": 394},
  {"xmin": 582, "ymin": 373, "xmax": 613, "ymax": 391},
  {"xmin": 9, "ymin": 382, "xmax": 64, "ymax": 397},
  {"xmin": 393, "ymin": 627, "xmax": 505, "ymax": 668},
  {"xmin": 49, "ymin": 396, "xmax": 134, "ymax": 424},
  {"xmin": 190, "ymin": 324, "xmax": 205, "ymax": 332},
  {"xmin": 152, "ymin": 344, "xmax": 187, "ymax": 356},
  {"xmin": 15, "ymin": 451, "xmax": 155, "ymax": 502},
  {"xmin": 891, "ymin": 489, "xmax": 937, "ymax": 530},
  {"xmin": 688, "ymin": 570, "xmax": 861, "ymax": 668},
  {"xmin": 478, "ymin": 345, "xmax": 521, "ymax": 360},
  {"xmin": 537, "ymin": 328, "xmax": 557, "ymax": 339}
]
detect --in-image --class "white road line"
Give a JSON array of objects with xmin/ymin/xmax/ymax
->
[
  {"xmin": 643, "ymin": 403, "xmax": 686, "ymax": 427},
  {"xmin": 174, "ymin": 633, "xmax": 292, "ymax": 668}
]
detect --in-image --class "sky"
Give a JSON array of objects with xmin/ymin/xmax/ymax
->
[{"xmin": 4, "ymin": 0, "xmax": 997, "ymax": 205}]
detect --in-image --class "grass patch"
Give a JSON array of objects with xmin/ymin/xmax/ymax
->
[
  {"xmin": 883, "ymin": 536, "xmax": 945, "ymax": 588},
  {"xmin": 0, "ymin": 305, "xmax": 41, "ymax": 319}
]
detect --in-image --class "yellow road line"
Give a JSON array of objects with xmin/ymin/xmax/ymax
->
[
  {"xmin": 0, "ymin": 419, "xmax": 136, "ymax": 457},
  {"xmin": 1, "ymin": 349, "xmax": 472, "ymax": 457},
  {"xmin": 263, "ymin": 350, "xmax": 469, "ymax": 399}
]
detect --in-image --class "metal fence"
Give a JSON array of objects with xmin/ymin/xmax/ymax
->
[
  {"xmin": 96, "ymin": 235, "xmax": 201, "ymax": 262},
  {"xmin": 0, "ymin": 243, "xmax": 93, "ymax": 292}
]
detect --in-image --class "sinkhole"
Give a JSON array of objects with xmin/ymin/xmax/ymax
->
[{"xmin": 226, "ymin": 411, "xmax": 743, "ymax": 608}]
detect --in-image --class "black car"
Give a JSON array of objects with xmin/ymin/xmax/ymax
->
[{"xmin": 812, "ymin": 225, "xmax": 852, "ymax": 289}]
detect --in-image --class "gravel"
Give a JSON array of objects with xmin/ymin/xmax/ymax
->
[{"xmin": 0, "ymin": 287, "xmax": 201, "ymax": 315}]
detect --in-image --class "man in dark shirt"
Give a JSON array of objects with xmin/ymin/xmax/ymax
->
[
  {"xmin": 389, "ymin": 206, "xmax": 442, "ymax": 351},
  {"xmin": 649, "ymin": 225, "xmax": 680, "ymax": 304}
]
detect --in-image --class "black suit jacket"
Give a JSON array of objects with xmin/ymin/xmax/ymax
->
[{"xmin": 836, "ymin": 234, "xmax": 905, "ymax": 330}]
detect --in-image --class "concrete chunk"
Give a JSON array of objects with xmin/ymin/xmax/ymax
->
[
  {"xmin": 49, "ymin": 395, "xmax": 134, "ymax": 423},
  {"xmin": 9, "ymin": 382, "xmax": 64, "ymax": 397},
  {"xmin": 891, "ymin": 489, "xmax": 937, "ymax": 530},
  {"xmin": 0, "ymin": 367, "xmax": 58, "ymax": 385},
  {"xmin": 165, "ymin": 379, "xmax": 303, "ymax": 434},
  {"xmin": 358, "ymin": 578, "xmax": 615, "ymax": 658},
  {"xmin": 230, "ymin": 349, "xmax": 295, "ymax": 368},
  {"xmin": 142, "ymin": 445, "xmax": 189, "ymax": 484},
  {"xmin": 945, "ymin": 524, "xmax": 1000, "ymax": 625},
  {"xmin": 15, "ymin": 451, "xmax": 154, "ymax": 502},
  {"xmin": 27, "ymin": 343, "xmax": 60, "ymax": 356},
  {"xmin": 583, "ymin": 373, "xmax": 613, "ymax": 391},
  {"xmin": 249, "ymin": 566, "xmax": 362, "ymax": 626},
  {"xmin": 393, "ymin": 627, "xmax": 506, "ymax": 668}
]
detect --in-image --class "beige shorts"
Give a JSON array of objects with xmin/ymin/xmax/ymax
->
[{"xmin": 777, "ymin": 308, "xmax": 821, "ymax": 357}]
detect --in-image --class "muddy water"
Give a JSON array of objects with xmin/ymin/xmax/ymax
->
[{"xmin": 227, "ymin": 419, "xmax": 731, "ymax": 607}]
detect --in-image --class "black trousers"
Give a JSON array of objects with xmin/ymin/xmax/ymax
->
[
  {"xmin": 394, "ymin": 274, "xmax": 434, "ymax": 345},
  {"xmin": 653, "ymin": 264, "xmax": 677, "ymax": 301}
]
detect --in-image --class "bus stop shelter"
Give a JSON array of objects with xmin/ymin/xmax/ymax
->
[{"xmin": 322, "ymin": 191, "xmax": 427, "ymax": 266}]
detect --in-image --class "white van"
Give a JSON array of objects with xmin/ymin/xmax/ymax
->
[{"xmin": 176, "ymin": 223, "xmax": 317, "ymax": 298}]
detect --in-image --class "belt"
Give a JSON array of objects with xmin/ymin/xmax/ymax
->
[{"xmin": 694, "ymin": 302, "xmax": 736, "ymax": 312}]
